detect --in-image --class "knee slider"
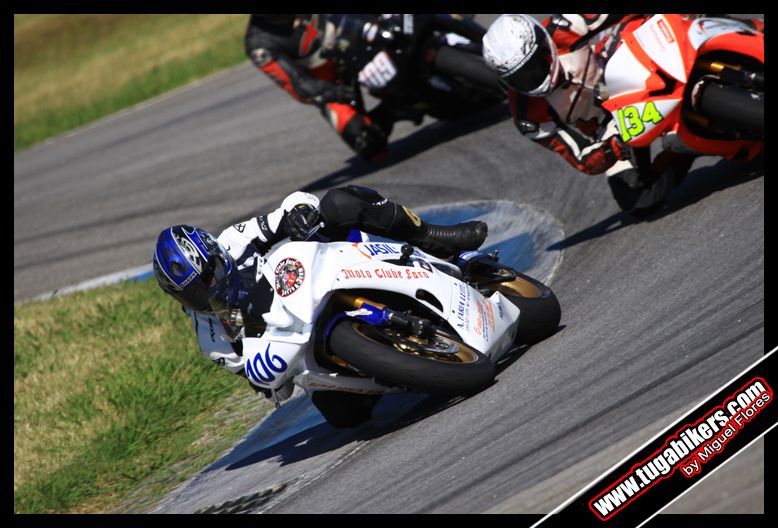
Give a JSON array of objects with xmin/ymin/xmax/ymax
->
[
  {"xmin": 320, "ymin": 185, "xmax": 397, "ymax": 235},
  {"xmin": 319, "ymin": 188, "xmax": 364, "ymax": 226}
]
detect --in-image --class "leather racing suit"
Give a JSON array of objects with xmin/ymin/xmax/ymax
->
[
  {"xmin": 245, "ymin": 14, "xmax": 390, "ymax": 160},
  {"xmin": 507, "ymin": 13, "xmax": 764, "ymax": 212}
]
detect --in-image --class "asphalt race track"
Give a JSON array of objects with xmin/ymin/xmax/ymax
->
[{"xmin": 13, "ymin": 15, "xmax": 765, "ymax": 515}]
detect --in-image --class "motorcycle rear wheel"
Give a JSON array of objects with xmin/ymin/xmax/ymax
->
[
  {"xmin": 329, "ymin": 320, "xmax": 495, "ymax": 395},
  {"xmin": 698, "ymin": 81, "xmax": 763, "ymax": 136}
]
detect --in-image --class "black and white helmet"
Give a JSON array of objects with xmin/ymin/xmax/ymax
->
[{"xmin": 482, "ymin": 14, "xmax": 562, "ymax": 96}]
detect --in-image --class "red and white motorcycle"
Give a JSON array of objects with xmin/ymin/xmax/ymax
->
[
  {"xmin": 231, "ymin": 235, "xmax": 560, "ymax": 428},
  {"xmin": 602, "ymin": 14, "xmax": 763, "ymax": 162}
]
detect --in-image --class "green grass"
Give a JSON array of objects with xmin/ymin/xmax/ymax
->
[
  {"xmin": 14, "ymin": 15, "xmax": 272, "ymax": 512},
  {"xmin": 13, "ymin": 279, "xmax": 271, "ymax": 513},
  {"xmin": 14, "ymin": 14, "xmax": 249, "ymax": 151}
]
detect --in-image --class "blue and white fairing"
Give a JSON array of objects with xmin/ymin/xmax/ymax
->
[
  {"xmin": 241, "ymin": 239, "xmax": 522, "ymax": 392},
  {"xmin": 263, "ymin": 240, "xmax": 520, "ymax": 359}
]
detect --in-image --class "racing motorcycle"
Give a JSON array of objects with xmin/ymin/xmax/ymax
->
[
  {"xmin": 324, "ymin": 14, "xmax": 505, "ymax": 125},
  {"xmin": 601, "ymin": 14, "xmax": 763, "ymax": 163},
  {"xmin": 227, "ymin": 234, "xmax": 560, "ymax": 428}
]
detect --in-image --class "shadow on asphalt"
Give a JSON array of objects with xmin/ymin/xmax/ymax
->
[
  {"xmin": 493, "ymin": 325, "xmax": 566, "ymax": 376},
  {"xmin": 213, "ymin": 330, "xmax": 570, "ymax": 472},
  {"xmin": 301, "ymin": 102, "xmax": 510, "ymax": 193},
  {"xmin": 220, "ymin": 103, "xmax": 509, "ymax": 231},
  {"xmin": 547, "ymin": 156, "xmax": 764, "ymax": 251},
  {"xmin": 204, "ymin": 390, "xmax": 470, "ymax": 472}
]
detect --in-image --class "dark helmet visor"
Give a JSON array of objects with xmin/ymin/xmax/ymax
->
[
  {"xmin": 172, "ymin": 255, "xmax": 228, "ymax": 311},
  {"xmin": 206, "ymin": 259, "xmax": 249, "ymax": 339}
]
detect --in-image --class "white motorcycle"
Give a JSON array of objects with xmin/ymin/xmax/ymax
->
[{"xmin": 233, "ymin": 234, "xmax": 560, "ymax": 428}]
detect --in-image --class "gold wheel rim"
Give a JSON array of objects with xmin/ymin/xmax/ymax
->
[
  {"xmin": 496, "ymin": 276, "xmax": 545, "ymax": 298},
  {"xmin": 352, "ymin": 322, "xmax": 480, "ymax": 364}
]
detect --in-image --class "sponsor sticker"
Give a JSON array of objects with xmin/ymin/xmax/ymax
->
[
  {"xmin": 484, "ymin": 301, "xmax": 496, "ymax": 332},
  {"xmin": 458, "ymin": 250, "xmax": 484, "ymax": 262},
  {"xmin": 657, "ymin": 18, "xmax": 675, "ymax": 43},
  {"xmin": 180, "ymin": 270, "xmax": 198, "ymax": 288},
  {"xmin": 341, "ymin": 268, "xmax": 373, "ymax": 279},
  {"xmin": 473, "ymin": 300, "xmax": 489, "ymax": 341},
  {"xmin": 340, "ymin": 267, "xmax": 430, "ymax": 280},
  {"xmin": 208, "ymin": 318, "xmax": 216, "ymax": 342},
  {"xmin": 415, "ymin": 259, "xmax": 433, "ymax": 272},
  {"xmin": 360, "ymin": 242, "xmax": 400, "ymax": 257},
  {"xmin": 274, "ymin": 258, "xmax": 305, "ymax": 297},
  {"xmin": 454, "ymin": 282, "xmax": 471, "ymax": 331}
]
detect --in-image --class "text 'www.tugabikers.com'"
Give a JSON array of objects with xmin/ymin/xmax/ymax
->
[{"xmin": 588, "ymin": 378, "xmax": 772, "ymax": 521}]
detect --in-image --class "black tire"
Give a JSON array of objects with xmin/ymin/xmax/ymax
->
[
  {"xmin": 494, "ymin": 273, "xmax": 561, "ymax": 345},
  {"xmin": 432, "ymin": 45, "xmax": 502, "ymax": 93},
  {"xmin": 311, "ymin": 390, "xmax": 381, "ymax": 429},
  {"xmin": 698, "ymin": 81, "xmax": 763, "ymax": 135},
  {"xmin": 329, "ymin": 320, "xmax": 495, "ymax": 396}
]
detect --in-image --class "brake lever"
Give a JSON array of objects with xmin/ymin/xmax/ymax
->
[{"xmin": 305, "ymin": 221, "xmax": 326, "ymax": 241}]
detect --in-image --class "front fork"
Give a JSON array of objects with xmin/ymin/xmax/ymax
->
[
  {"xmin": 322, "ymin": 291, "xmax": 436, "ymax": 360},
  {"xmin": 330, "ymin": 291, "xmax": 428, "ymax": 332}
]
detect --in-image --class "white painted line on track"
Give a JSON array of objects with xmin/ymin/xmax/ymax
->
[{"xmin": 23, "ymin": 263, "xmax": 153, "ymax": 304}]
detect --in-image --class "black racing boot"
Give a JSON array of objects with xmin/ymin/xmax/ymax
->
[
  {"xmin": 320, "ymin": 186, "xmax": 489, "ymax": 258},
  {"xmin": 607, "ymin": 168, "xmax": 648, "ymax": 212},
  {"xmin": 408, "ymin": 220, "xmax": 488, "ymax": 259}
]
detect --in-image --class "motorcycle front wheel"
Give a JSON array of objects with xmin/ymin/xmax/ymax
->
[
  {"xmin": 329, "ymin": 320, "xmax": 495, "ymax": 396},
  {"xmin": 493, "ymin": 272, "xmax": 561, "ymax": 345}
]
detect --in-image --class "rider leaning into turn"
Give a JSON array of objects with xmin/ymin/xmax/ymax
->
[
  {"xmin": 152, "ymin": 186, "xmax": 487, "ymax": 399},
  {"xmin": 481, "ymin": 14, "xmax": 764, "ymax": 214},
  {"xmin": 245, "ymin": 14, "xmax": 393, "ymax": 160}
]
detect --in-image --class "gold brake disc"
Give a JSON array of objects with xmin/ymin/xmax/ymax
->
[
  {"xmin": 355, "ymin": 323, "xmax": 480, "ymax": 364},
  {"xmin": 496, "ymin": 276, "xmax": 545, "ymax": 298}
]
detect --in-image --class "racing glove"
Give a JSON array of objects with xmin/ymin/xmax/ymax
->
[{"xmin": 283, "ymin": 204, "xmax": 323, "ymax": 241}]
